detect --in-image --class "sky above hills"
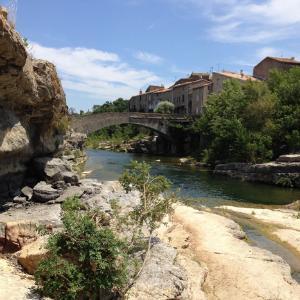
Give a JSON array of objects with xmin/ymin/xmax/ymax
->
[{"xmin": 1, "ymin": 0, "xmax": 300, "ymax": 111}]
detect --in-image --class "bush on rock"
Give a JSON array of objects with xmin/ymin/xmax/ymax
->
[{"xmin": 35, "ymin": 197, "xmax": 128, "ymax": 300}]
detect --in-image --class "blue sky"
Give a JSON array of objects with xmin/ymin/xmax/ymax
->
[{"xmin": 1, "ymin": 0, "xmax": 300, "ymax": 111}]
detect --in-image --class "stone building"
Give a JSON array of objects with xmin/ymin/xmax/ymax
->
[
  {"xmin": 171, "ymin": 76, "xmax": 212, "ymax": 114},
  {"xmin": 129, "ymin": 73, "xmax": 212, "ymax": 115},
  {"xmin": 253, "ymin": 57, "xmax": 300, "ymax": 80},
  {"xmin": 129, "ymin": 85, "xmax": 166, "ymax": 112},
  {"xmin": 212, "ymin": 71, "xmax": 257, "ymax": 94}
]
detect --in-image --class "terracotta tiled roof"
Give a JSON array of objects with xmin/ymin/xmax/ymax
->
[
  {"xmin": 172, "ymin": 78, "xmax": 212, "ymax": 88},
  {"xmin": 214, "ymin": 71, "xmax": 257, "ymax": 81},
  {"xmin": 145, "ymin": 85, "xmax": 164, "ymax": 93},
  {"xmin": 267, "ymin": 57, "xmax": 300, "ymax": 64},
  {"xmin": 154, "ymin": 88, "xmax": 172, "ymax": 94}
]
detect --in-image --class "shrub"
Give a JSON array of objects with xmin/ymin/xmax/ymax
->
[
  {"xmin": 154, "ymin": 101, "xmax": 175, "ymax": 114},
  {"xmin": 119, "ymin": 161, "xmax": 174, "ymax": 236},
  {"xmin": 35, "ymin": 197, "xmax": 128, "ymax": 300},
  {"xmin": 275, "ymin": 176, "xmax": 294, "ymax": 188}
]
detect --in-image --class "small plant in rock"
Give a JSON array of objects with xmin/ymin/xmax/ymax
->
[
  {"xmin": 275, "ymin": 176, "xmax": 294, "ymax": 188},
  {"xmin": 35, "ymin": 197, "xmax": 128, "ymax": 300},
  {"xmin": 119, "ymin": 161, "xmax": 175, "ymax": 242}
]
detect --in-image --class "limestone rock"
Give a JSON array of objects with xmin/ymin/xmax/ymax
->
[
  {"xmin": 62, "ymin": 171, "xmax": 79, "ymax": 185},
  {"xmin": 12, "ymin": 196, "xmax": 27, "ymax": 205},
  {"xmin": 0, "ymin": 11, "xmax": 68, "ymax": 202},
  {"xmin": 34, "ymin": 157, "xmax": 72, "ymax": 182},
  {"xmin": 0, "ymin": 257, "xmax": 38, "ymax": 300},
  {"xmin": 17, "ymin": 236, "xmax": 48, "ymax": 275},
  {"xmin": 80, "ymin": 179, "xmax": 103, "ymax": 197},
  {"xmin": 3, "ymin": 221, "xmax": 38, "ymax": 250},
  {"xmin": 84, "ymin": 194, "xmax": 112, "ymax": 212},
  {"xmin": 33, "ymin": 181, "xmax": 60, "ymax": 203},
  {"xmin": 214, "ymin": 160, "xmax": 300, "ymax": 187},
  {"xmin": 0, "ymin": 204, "xmax": 61, "ymax": 251},
  {"xmin": 277, "ymin": 154, "xmax": 300, "ymax": 163},
  {"xmin": 21, "ymin": 186, "xmax": 33, "ymax": 200},
  {"xmin": 126, "ymin": 243, "xmax": 187, "ymax": 300},
  {"xmin": 49, "ymin": 186, "xmax": 84, "ymax": 204}
]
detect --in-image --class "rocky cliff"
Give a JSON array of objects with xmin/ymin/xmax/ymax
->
[{"xmin": 0, "ymin": 8, "xmax": 68, "ymax": 202}]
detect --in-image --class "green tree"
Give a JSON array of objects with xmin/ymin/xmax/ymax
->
[
  {"xmin": 35, "ymin": 197, "xmax": 128, "ymax": 300},
  {"xmin": 193, "ymin": 80, "xmax": 275, "ymax": 164},
  {"xmin": 154, "ymin": 101, "xmax": 175, "ymax": 114},
  {"xmin": 93, "ymin": 98, "xmax": 129, "ymax": 113},
  {"xmin": 268, "ymin": 67, "xmax": 300, "ymax": 155}
]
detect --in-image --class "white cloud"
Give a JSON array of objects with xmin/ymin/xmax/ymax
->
[
  {"xmin": 256, "ymin": 47, "xmax": 281, "ymax": 59},
  {"xmin": 30, "ymin": 43, "xmax": 162, "ymax": 102},
  {"xmin": 170, "ymin": 0, "xmax": 300, "ymax": 43},
  {"xmin": 134, "ymin": 51, "xmax": 163, "ymax": 64}
]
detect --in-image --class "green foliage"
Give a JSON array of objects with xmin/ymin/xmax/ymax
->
[
  {"xmin": 191, "ymin": 68, "xmax": 300, "ymax": 164},
  {"xmin": 154, "ymin": 101, "xmax": 175, "ymax": 114},
  {"xmin": 23, "ymin": 37, "xmax": 29, "ymax": 48},
  {"xmin": 93, "ymin": 98, "xmax": 129, "ymax": 113},
  {"xmin": 268, "ymin": 68, "xmax": 300, "ymax": 155},
  {"xmin": 56, "ymin": 116, "xmax": 70, "ymax": 135},
  {"xmin": 193, "ymin": 80, "xmax": 275, "ymax": 164},
  {"xmin": 35, "ymin": 197, "xmax": 128, "ymax": 300},
  {"xmin": 119, "ymin": 161, "xmax": 174, "ymax": 234},
  {"xmin": 86, "ymin": 124, "xmax": 151, "ymax": 149},
  {"xmin": 275, "ymin": 176, "xmax": 294, "ymax": 188}
]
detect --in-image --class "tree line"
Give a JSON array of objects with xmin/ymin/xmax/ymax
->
[{"xmin": 191, "ymin": 67, "xmax": 300, "ymax": 164}]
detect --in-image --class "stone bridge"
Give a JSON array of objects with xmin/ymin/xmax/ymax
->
[{"xmin": 71, "ymin": 112, "xmax": 190, "ymax": 137}]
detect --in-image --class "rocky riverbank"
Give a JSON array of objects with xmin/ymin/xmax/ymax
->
[
  {"xmin": 219, "ymin": 204, "xmax": 300, "ymax": 254},
  {"xmin": 1, "ymin": 172, "xmax": 300, "ymax": 299},
  {"xmin": 159, "ymin": 204, "xmax": 300, "ymax": 299},
  {"xmin": 93, "ymin": 135, "xmax": 172, "ymax": 155},
  {"xmin": 214, "ymin": 154, "xmax": 300, "ymax": 188}
]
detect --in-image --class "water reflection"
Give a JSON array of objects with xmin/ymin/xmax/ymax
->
[{"xmin": 84, "ymin": 149, "xmax": 300, "ymax": 206}]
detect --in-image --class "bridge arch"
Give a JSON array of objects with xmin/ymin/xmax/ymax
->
[{"xmin": 71, "ymin": 112, "xmax": 189, "ymax": 138}]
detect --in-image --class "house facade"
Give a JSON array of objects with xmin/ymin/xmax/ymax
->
[
  {"xmin": 212, "ymin": 71, "xmax": 257, "ymax": 94},
  {"xmin": 129, "ymin": 73, "xmax": 212, "ymax": 115},
  {"xmin": 129, "ymin": 55, "xmax": 300, "ymax": 115},
  {"xmin": 253, "ymin": 57, "xmax": 300, "ymax": 80}
]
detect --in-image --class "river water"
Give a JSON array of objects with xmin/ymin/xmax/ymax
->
[
  {"xmin": 84, "ymin": 149, "xmax": 300, "ymax": 206},
  {"xmin": 84, "ymin": 149, "xmax": 300, "ymax": 282}
]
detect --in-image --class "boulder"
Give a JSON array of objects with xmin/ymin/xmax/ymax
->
[
  {"xmin": 17, "ymin": 236, "xmax": 48, "ymax": 275},
  {"xmin": 12, "ymin": 196, "xmax": 27, "ymax": 205},
  {"xmin": 33, "ymin": 181, "xmax": 60, "ymax": 203},
  {"xmin": 21, "ymin": 186, "xmax": 33, "ymax": 200},
  {"xmin": 62, "ymin": 171, "xmax": 79, "ymax": 185},
  {"xmin": 48, "ymin": 186, "xmax": 84, "ymax": 204},
  {"xmin": 3, "ymin": 221, "xmax": 38, "ymax": 250},
  {"xmin": 0, "ymin": 204, "xmax": 61, "ymax": 251},
  {"xmin": 277, "ymin": 154, "xmax": 300, "ymax": 163},
  {"xmin": 80, "ymin": 179, "xmax": 103, "ymax": 197},
  {"xmin": 34, "ymin": 157, "xmax": 72, "ymax": 183},
  {"xmin": 126, "ymin": 243, "xmax": 187, "ymax": 300}
]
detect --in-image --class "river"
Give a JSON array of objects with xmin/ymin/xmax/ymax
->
[
  {"xmin": 84, "ymin": 149, "xmax": 300, "ymax": 206},
  {"xmin": 84, "ymin": 149, "xmax": 300, "ymax": 282}
]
